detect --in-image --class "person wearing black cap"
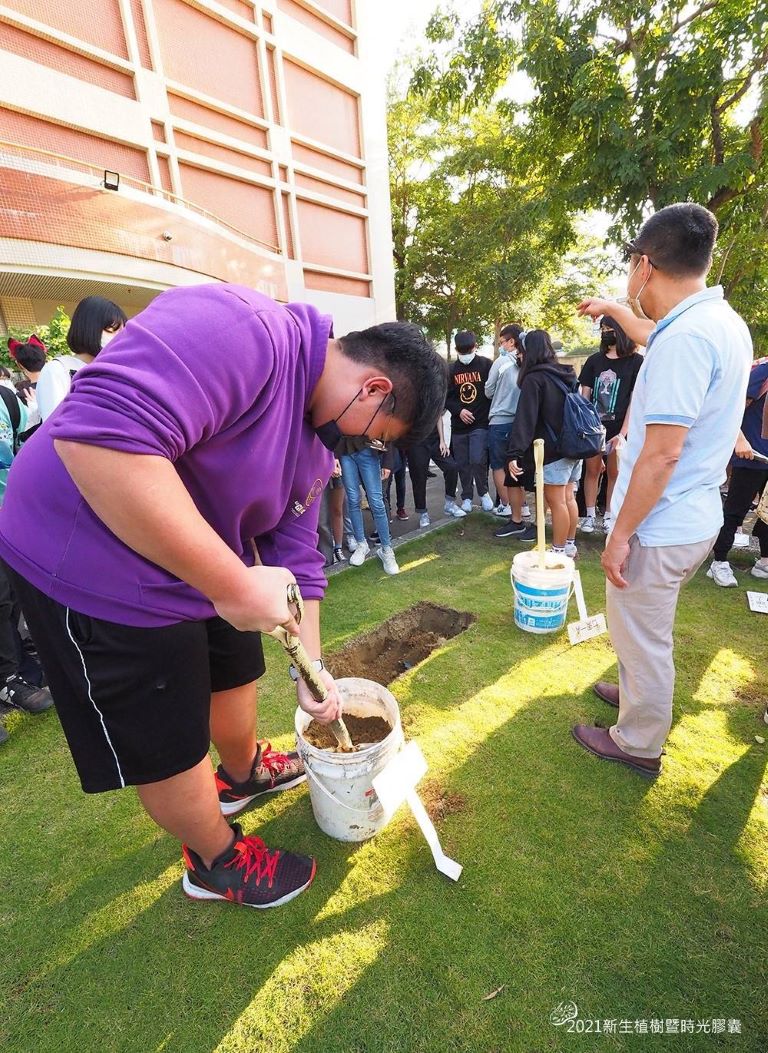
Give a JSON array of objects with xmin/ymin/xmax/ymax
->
[{"xmin": 446, "ymin": 331, "xmax": 493, "ymax": 512}]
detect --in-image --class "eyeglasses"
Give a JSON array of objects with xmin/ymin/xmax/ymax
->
[
  {"xmin": 366, "ymin": 392, "xmax": 397, "ymax": 452},
  {"xmin": 623, "ymin": 239, "xmax": 655, "ymax": 268}
]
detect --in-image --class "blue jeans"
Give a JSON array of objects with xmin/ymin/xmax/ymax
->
[
  {"xmin": 488, "ymin": 422, "xmax": 514, "ymax": 470},
  {"xmin": 452, "ymin": 428, "xmax": 489, "ymax": 499},
  {"xmin": 340, "ymin": 447, "xmax": 391, "ymax": 547}
]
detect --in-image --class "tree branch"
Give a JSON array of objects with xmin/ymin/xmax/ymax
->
[
  {"xmin": 711, "ymin": 103, "xmax": 725, "ymax": 166},
  {"xmin": 715, "ymin": 43, "xmax": 768, "ymax": 115},
  {"xmin": 715, "ymin": 236, "xmax": 738, "ymax": 284},
  {"xmin": 672, "ymin": 0, "xmax": 718, "ymax": 34},
  {"xmin": 707, "ymin": 186, "xmax": 739, "ymax": 212},
  {"xmin": 752, "ymin": 114, "xmax": 764, "ymax": 166}
]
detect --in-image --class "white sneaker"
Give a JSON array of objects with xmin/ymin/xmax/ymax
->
[
  {"xmin": 419, "ymin": 512, "xmax": 430, "ymax": 528},
  {"xmin": 751, "ymin": 560, "xmax": 768, "ymax": 579},
  {"xmin": 493, "ymin": 503, "xmax": 512, "ymax": 517},
  {"xmin": 480, "ymin": 494, "xmax": 494, "ymax": 512},
  {"xmin": 581, "ymin": 515, "xmax": 596, "ymax": 534},
  {"xmin": 349, "ymin": 541, "xmax": 369, "ymax": 567},
  {"xmin": 444, "ymin": 502, "xmax": 467, "ymax": 518},
  {"xmin": 733, "ymin": 531, "xmax": 750, "ymax": 549},
  {"xmin": 377, "ymin": 546, "xmax": 400, "ymax": 575},
  {"xmin": 346, "ymin": 535, "xmax": 357, "ymax": 553},
  {"xmin": 706, "ymin": 560, "xmax": 737, "ymax": 587},
  {"xmin": 461, "ymin": 499, "xmax": 473, "ymax": 513},
  {"xmin": 602, "ymin": 513, "xmax": 612, "ymax": 532},
  {"xmin": 564, "ymin": 541, "xmax": 578, "ymax": 559},
  {"xmin": 521, "ymin": 504, "xmax": 531, "ymax": 518}
]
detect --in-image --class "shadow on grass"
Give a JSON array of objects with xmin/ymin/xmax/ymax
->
[
  {"xmin": 2, "ymin": 521, "xmax": 766, "ymax": 1052},
  {"xmin": 0, "ymin": 788, "xmax": 356, "ymax": 1052},
  {"xmin": 287, "ymin": 698, "xmax": 767, "ymax": 1053}
]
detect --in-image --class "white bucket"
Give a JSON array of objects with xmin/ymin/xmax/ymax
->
[
  {"xmin": 295, "ymin": 677, "xmax": 403, "ymax": 842},
  {"xmin": 510, "ymin": 550, "xmax": 575, "ymax": 634}
]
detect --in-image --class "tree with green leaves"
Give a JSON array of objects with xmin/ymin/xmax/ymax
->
[
  {"xmin": 412, "ymin": 0, "xmax": 768, "ymax": 348},
  {"xmin": 388, "ymin": 71, "xmax": 606, "ymax": 353}
]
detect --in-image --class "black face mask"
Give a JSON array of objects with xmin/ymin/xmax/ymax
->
[
  {"xmin": 600, "ymin": 331, "xmax": 616, "ymax": 350},
  {"xmin": 314, "ymin": 389, "xmax": 394, "ymax": 455}
]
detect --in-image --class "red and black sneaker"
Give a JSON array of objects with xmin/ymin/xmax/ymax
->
[
  {"xmin": 215, "ymin": 741, "xmax": 306, "ymax": 817},
  {"xmin": 181, "ymin": 823, "xmax": 316, "ymax": 908}
]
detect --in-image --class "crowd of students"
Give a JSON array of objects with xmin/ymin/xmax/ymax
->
[{"xmin": 318, "ymin": 313, "xmax": 647, "ymax": 567}]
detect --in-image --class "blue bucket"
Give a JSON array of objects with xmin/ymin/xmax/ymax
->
[{"xmin": 510, "ymin": 551, "xmax": 575, "ymax": 634}]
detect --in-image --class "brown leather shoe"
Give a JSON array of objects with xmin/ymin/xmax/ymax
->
[
  {"xmin": 571, "ymin": 724, "xmax": 661, "ymax": 778},
  {"xmin": 593, "ymin": 680, "xmax": 619, "ymax": 708}
]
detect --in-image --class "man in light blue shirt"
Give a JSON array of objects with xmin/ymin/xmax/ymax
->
[{"xmin": 573, "ymin": 203, "xmax": 752, "ymax": 777}]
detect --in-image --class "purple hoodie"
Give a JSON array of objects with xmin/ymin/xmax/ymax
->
[{"xmin": 0, "ymin": 284, "xmax": 334, "ymax": 626}]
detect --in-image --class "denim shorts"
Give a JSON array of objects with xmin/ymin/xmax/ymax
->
[
  {"xmin": 543, "ymin": 457, "xmax": 583, "ymax": 486},
  {"xmin": 488, "ymin": 422, "xmax": 513, "ymax": 470}
]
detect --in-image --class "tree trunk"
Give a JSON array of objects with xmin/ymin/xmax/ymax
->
[{"xmin": 493, "ymin": 318, "xmax": 502, "ymax": 358}]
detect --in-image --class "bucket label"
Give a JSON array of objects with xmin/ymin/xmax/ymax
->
[
  {"xmin": 517, "ymin": 596, "xmax": 567, "ymax": 612},
  {"xmin": 515, "ymin": 609, "xmax": 567, "ymax": 630}
]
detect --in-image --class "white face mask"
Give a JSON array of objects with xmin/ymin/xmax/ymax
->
[
  {"xmin": 100, "ymin": 329, "xmax": 117, "ymax": 349},
  {"xmin": 457, "ymin": 352, "xmax": 476, "ymax": 365},
  {"xmin": 621, "ymin": 260, "xmax": 652, "ymax": 319}
]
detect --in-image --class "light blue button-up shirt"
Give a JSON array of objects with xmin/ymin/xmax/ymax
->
[{"xmin": 611, "ymin": 286, "xmax": 752, "ymax": 546}]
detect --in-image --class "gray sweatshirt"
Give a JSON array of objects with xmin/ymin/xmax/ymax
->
[{"xmin": 485, "ymin": 355, "xmax": 521, "ymax": 424}]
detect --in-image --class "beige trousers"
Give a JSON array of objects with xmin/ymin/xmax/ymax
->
[{"xmin": 606, "ymin": 533, "xmax": 716, "ymax": 759}]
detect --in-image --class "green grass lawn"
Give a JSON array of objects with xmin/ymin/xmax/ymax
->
[{"xmin": 1, "ymin": 517, "xmax": 766, "ymax": 1053}]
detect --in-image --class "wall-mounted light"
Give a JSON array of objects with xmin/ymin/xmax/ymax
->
[{"xmin": 103, "ymin": 170, "xmax": 120, "ymax": 191}]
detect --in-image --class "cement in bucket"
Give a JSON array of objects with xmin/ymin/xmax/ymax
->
[
  {"xmin": 295, "ymin": 677, "xmax": 403, "ymax": 842},
  {"xmin": 510, "ymin": 550, "xmax": 575, "ymax": 634}
]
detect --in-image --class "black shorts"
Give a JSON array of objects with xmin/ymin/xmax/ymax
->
[
  {"xmin": 7, "ymin": 569, "xmax": 265, "ymax": 793},
  {"xmin": 504, "ymin": 468, "xmax": 535, "ymax": 490},
  {"xmin": 603, "ymin": 420, "xmax": 623, "ymax": 444}
]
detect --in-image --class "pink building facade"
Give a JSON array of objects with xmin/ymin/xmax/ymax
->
[{"xmin": 0, "ymin": 0, "xmax": 395, "ymax": 330}]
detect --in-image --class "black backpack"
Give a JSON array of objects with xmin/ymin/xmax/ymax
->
[
  {"xmin": 543, "ymin": 373, "xmax": 605, "ymax": 460},
  {"xmin": 0, "ymin": 385, "xmax": 23, "ymax": 453}
]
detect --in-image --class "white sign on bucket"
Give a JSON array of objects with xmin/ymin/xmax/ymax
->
[
  {"xmin": 567, "ymin": 571, "xmax": 608, "ymax": 646},
  {"xmin": 373, "ymin": 741, "xmax": 463, "ymax": 882}
]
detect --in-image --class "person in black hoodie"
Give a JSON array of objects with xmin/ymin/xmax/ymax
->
[
  {"xmin": 506, "ymin": 329, "xmax": 582, "ymax": 557},
  {"xmin": 445, "ymin": 330, "xmax": 494, "ymax": 512}
]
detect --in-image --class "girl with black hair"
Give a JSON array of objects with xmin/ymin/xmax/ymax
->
[
  {"xmin": 578, "ymin": 315, "xmax": 644, "ymax": 533},
  {"xmin": 37, "ymin": 296, "xmax": 127, "ymax": 421},
  {"xmin": 505, "ymin": 328, "xmax": 582, "ymax": 556}
]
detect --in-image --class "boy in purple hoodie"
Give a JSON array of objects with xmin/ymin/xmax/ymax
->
[{"xmin": 0, "ymin": 283, "xmax": 446, "ymax": 910}]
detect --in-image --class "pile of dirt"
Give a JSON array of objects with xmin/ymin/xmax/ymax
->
[
  {"xmin": 327, "ymin": 601, "xmax": 474, "ymax": 686},
  {"xmin": 303, "ymin": 714, "xmax": 392, "ymax": 750}
]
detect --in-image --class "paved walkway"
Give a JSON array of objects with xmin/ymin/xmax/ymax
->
[{"xmin": 327, "ymin": 467, "xmax": 514, "ymax": 575}]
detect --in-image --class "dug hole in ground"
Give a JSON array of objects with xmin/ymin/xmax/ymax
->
[{"xmin": 294, "ymin": 602, "xmax": 474, "ymax": 842}]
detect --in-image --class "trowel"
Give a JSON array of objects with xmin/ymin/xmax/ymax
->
[{"xmin": 267, "ymin": 583, "xmax": 356, "ymax": 752}]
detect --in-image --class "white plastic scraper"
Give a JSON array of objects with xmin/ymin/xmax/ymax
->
[
  {"xmin": 568, "ymin": 570, "xmax": 607, "ymax": 646},
  {"xmin": 372, "ymin": 741, "xmax": 463, "ymax": 881}
]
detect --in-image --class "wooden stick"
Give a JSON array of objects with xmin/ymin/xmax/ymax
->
[
  {"xmin": 533, "ymin": 438, "xmax": 546, "ymax": 569},
  {"xmin": 268, "ymin": 624, "xmax": 355, "ymax": 752}
]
